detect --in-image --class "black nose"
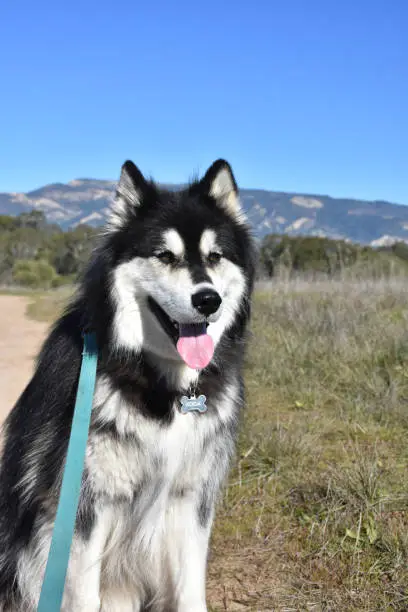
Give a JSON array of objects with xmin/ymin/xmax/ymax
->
[{"xmin": 191, "ymin": 289, "xmax": 222, "ymax": 316}]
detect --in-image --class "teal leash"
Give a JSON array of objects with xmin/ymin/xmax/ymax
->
[{"xmin": 37, "ymin": 332, "xmax": 98, "ymax": 612}]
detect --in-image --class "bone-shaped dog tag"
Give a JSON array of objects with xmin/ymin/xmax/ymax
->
[{"xmin": 180, "ymin": 394, "xmax": 207, "ymax": 414}]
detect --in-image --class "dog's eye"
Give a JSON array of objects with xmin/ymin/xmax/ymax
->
[
  {"xmin": 207, "ymin": 252, "xmax": 222, "ymax": 265},
  {"xmin": 157, "ymin": 251, "xmax": 177, "ymax": 265}
]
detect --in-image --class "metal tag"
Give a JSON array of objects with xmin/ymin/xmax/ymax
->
[{"xmin": 180, "ymin": 394, "xmax": 207, "ymax": 414}]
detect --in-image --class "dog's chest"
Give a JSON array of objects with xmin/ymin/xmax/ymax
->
[{"xmin": 87, "ymin": 384, "xmax": 220, "ymax": 502}]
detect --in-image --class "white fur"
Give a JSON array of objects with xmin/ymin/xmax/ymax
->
[
  {"xmin": 209, "ymin": 168, "xmax": 246, "ymax": 224},
  {"xmin": 61, "ymin": 512, "xmax": 109, "ymax": 611},
  {"xmin": 90, "ymin": 381, "xmax": 238, "ymax": 610},
  {"xmin": 17, "ymin": 516, "xmax": 54, "ymax": 609},
  {"xmin": 111, "ymin": 228, "xmax": 246, "ymax": 386},
  {"xmin": 1, "ymin": 163, "xmax": 252, "ymax": 612},
  {"xmin": 206, "ymin": 258, "xmax": 246, "ymax": 350},
  {"xmin": 107, "ymin": 165, "xmax": 141, "ymax": 231},
  {"xmin": 199, "ymin": 229, "xmax": 219, "ymax": 257},
  {"xmin": 14, "ymin": 381, "xmax": 239, "ymax": 611},
  {"xmin": 111, "ymin": 255, "xmax": 199, "ymax": 390},
  {"xmin": 160, "ymin": 229, "xmax": 185, "ymax": 258},
  {"xmin": 111, "ymin": 262, "xmax": 145, "ymax": 354},
  {"xmin": 87, "ymin": 223, "xmax": 245, "ymax": 607},
  {"xmin": 17, "ymin": 509, "xmax": 109, "ymax": 612},
  {"xmin": 14, "ymin": 422, "xmax": 56, "ymax": 505}
]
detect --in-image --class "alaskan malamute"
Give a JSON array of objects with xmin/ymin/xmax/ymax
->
[{"xmin": 0, "ymin": 159, "xmax": 256, "ymax": 611}]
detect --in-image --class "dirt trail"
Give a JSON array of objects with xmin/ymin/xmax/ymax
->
[{"xmin": 0, "ymin": 296, "xmax": 48, "ymax": 423}]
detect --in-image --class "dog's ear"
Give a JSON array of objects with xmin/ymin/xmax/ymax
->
[
  {"xmin": 108, "ymin": 161, "xmax": 146, "ymax": 229},
  {"xmin": 201, "ymin": 159, "xmax": 245, "ymax": 223}
]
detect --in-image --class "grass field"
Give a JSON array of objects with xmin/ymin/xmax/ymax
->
[{"xmin": 24, "ymin": 279, "xmax": 408, "ymax": 611}]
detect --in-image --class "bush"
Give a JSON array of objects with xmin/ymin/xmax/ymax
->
[
  {"xmin": 51, "ymin": 274, "xmax": 74, "ymax": 288},
  {"xmin": 0, "ymin": 211, "xmax": 98, "ymax": 287},
  {"xmin": 259, "ymin": 234, "xmax": 408, "ymax": 279},
  {"xmin": 13, "ymin": 268, "xmax": 41, "ymax": 288},
  {"xmin": 12, "ymin": 259, "xmax": 58, "ymax": 289}
]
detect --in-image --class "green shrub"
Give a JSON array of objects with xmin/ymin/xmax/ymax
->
[
  {"xmin": 12, "ymin": 259, "xmax": 57, "ymax": 288},
  {"xmin": 51, "ymin": 274, "xmax": 73, "ymax": 288},
  {"xmin": 0, "ymin": 211, "xmax": 98, "ymax": 286},
  {"xmin": 13, "ymin": 268, "xmax": 40, "ymax": 288},
  {"xmin": 259, "ymin": 233, "xmax": 408, "ymax": 279}
]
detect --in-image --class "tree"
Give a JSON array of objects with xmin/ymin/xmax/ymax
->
[{"xmin": 12, "ymin": 259, "xmax": 57, "ymax": 288}]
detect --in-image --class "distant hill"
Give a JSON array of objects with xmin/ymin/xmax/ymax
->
[{"xmin": 1, "ymin": 178, "xmax": 408, "ymax": 245}]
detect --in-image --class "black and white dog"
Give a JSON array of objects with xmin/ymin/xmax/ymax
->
[{"xmin": 0, "ymin": 159, "xmax": 256, "ymax": 611}]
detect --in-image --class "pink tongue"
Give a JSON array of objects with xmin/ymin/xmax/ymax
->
[{"xmin": 176, "ymin": 323, "xmax": 214, "ymax": 369}]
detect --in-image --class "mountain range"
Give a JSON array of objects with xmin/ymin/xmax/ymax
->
[{"xmin": 1, "ymin": 179, "xmax": 408, "ymax": 246}]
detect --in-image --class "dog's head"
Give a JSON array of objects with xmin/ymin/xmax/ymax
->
[{"xmin": 104, "ymin": 159, "xmax": 255, "ymax": 372}]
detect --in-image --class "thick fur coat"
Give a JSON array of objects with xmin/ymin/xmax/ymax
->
[{"xmin": 0, "ymin": 159, "xmax": 256, "ymax": 611}]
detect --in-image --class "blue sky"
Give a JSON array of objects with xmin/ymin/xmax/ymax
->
[{"xmin": 1, "ymin": 0, "xmax": 407, "ymax": 203}]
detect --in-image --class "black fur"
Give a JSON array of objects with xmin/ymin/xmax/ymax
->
[{"xmin": 0, "ymin": 159, "xmax": 256, "ymax": 608}]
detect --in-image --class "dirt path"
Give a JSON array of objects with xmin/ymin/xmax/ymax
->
[{"xmin": 0, "ymin": 296, "xmax": 48, "ymax": 423}]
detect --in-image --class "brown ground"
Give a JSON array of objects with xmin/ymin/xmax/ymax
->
[{"xmin": 0, "ymin": 296, "xmax": 48, "ymax": 423}]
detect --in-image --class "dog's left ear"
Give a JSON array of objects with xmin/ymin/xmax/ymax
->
[
  {"xmin": 108, "ymin": 160, "xmax": 146, "ymax": 229},
  {"xmin": 201, "ymin": 159, "xmax": 245, "ymax": 223}
]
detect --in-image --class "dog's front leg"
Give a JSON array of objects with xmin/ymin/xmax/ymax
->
[
  {"xmin": 165, "ymin": 492, "xmax": 214, "ymax": 612},
  {"xmin": 61, "ymin": 507, "xmax": 110, "ymax": 612}
]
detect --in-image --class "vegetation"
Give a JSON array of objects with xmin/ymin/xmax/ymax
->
[
  {"xmin": 0, "ymin": 211, "xmax": 98, "ymax": 288},
  {"xmin": 208, "ymin": 279, "xmax": 408, "ymax": 610},
  {"xmin": 25, "ymin": 287, "xmax": 74, "ymax": 322},
  {"xmin": 24, "ymin": 278, "xmax": 408, "ymax": 610},
  {"xmin": 259, "ymin": 233, "xmax": 408, "ymax": 279},
  {"xmin": 4, "ymin": 212, "xmax": 408, "ymax": 607}
]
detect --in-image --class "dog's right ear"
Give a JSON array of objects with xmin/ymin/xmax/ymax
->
[
  {"xmin": 108, "ymin": 161, "xmax": 146, "ymax": 229},
  {"xmin": 200, "ymin": 159, "xmax": 246, "ymax": 224}
]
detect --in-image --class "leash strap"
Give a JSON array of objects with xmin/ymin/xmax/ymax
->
[{"xmin": 37, "ymin": 332, "xmax": 98, "ymax": 612}]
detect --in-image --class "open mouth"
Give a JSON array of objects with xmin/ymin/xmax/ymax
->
[{"xmin": 148, "ymin": 297, "xmax": 214, "ymax": 369}]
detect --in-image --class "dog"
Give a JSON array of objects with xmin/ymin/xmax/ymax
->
[{"xmin": 0, "ymin": 159, "xmax": 256, "ymax": 611}]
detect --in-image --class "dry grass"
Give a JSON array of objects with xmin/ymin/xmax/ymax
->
[
  {"xmin": 23, "ymin": 279, "xmax": 408, "ymax": 610},
  {"xmin": 209, "ymin": 278, "xmax": 408, "ymax": 611},
  {"xmin": 25, "ymin": 286, "xmax": 74, "ymax": 322}
]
